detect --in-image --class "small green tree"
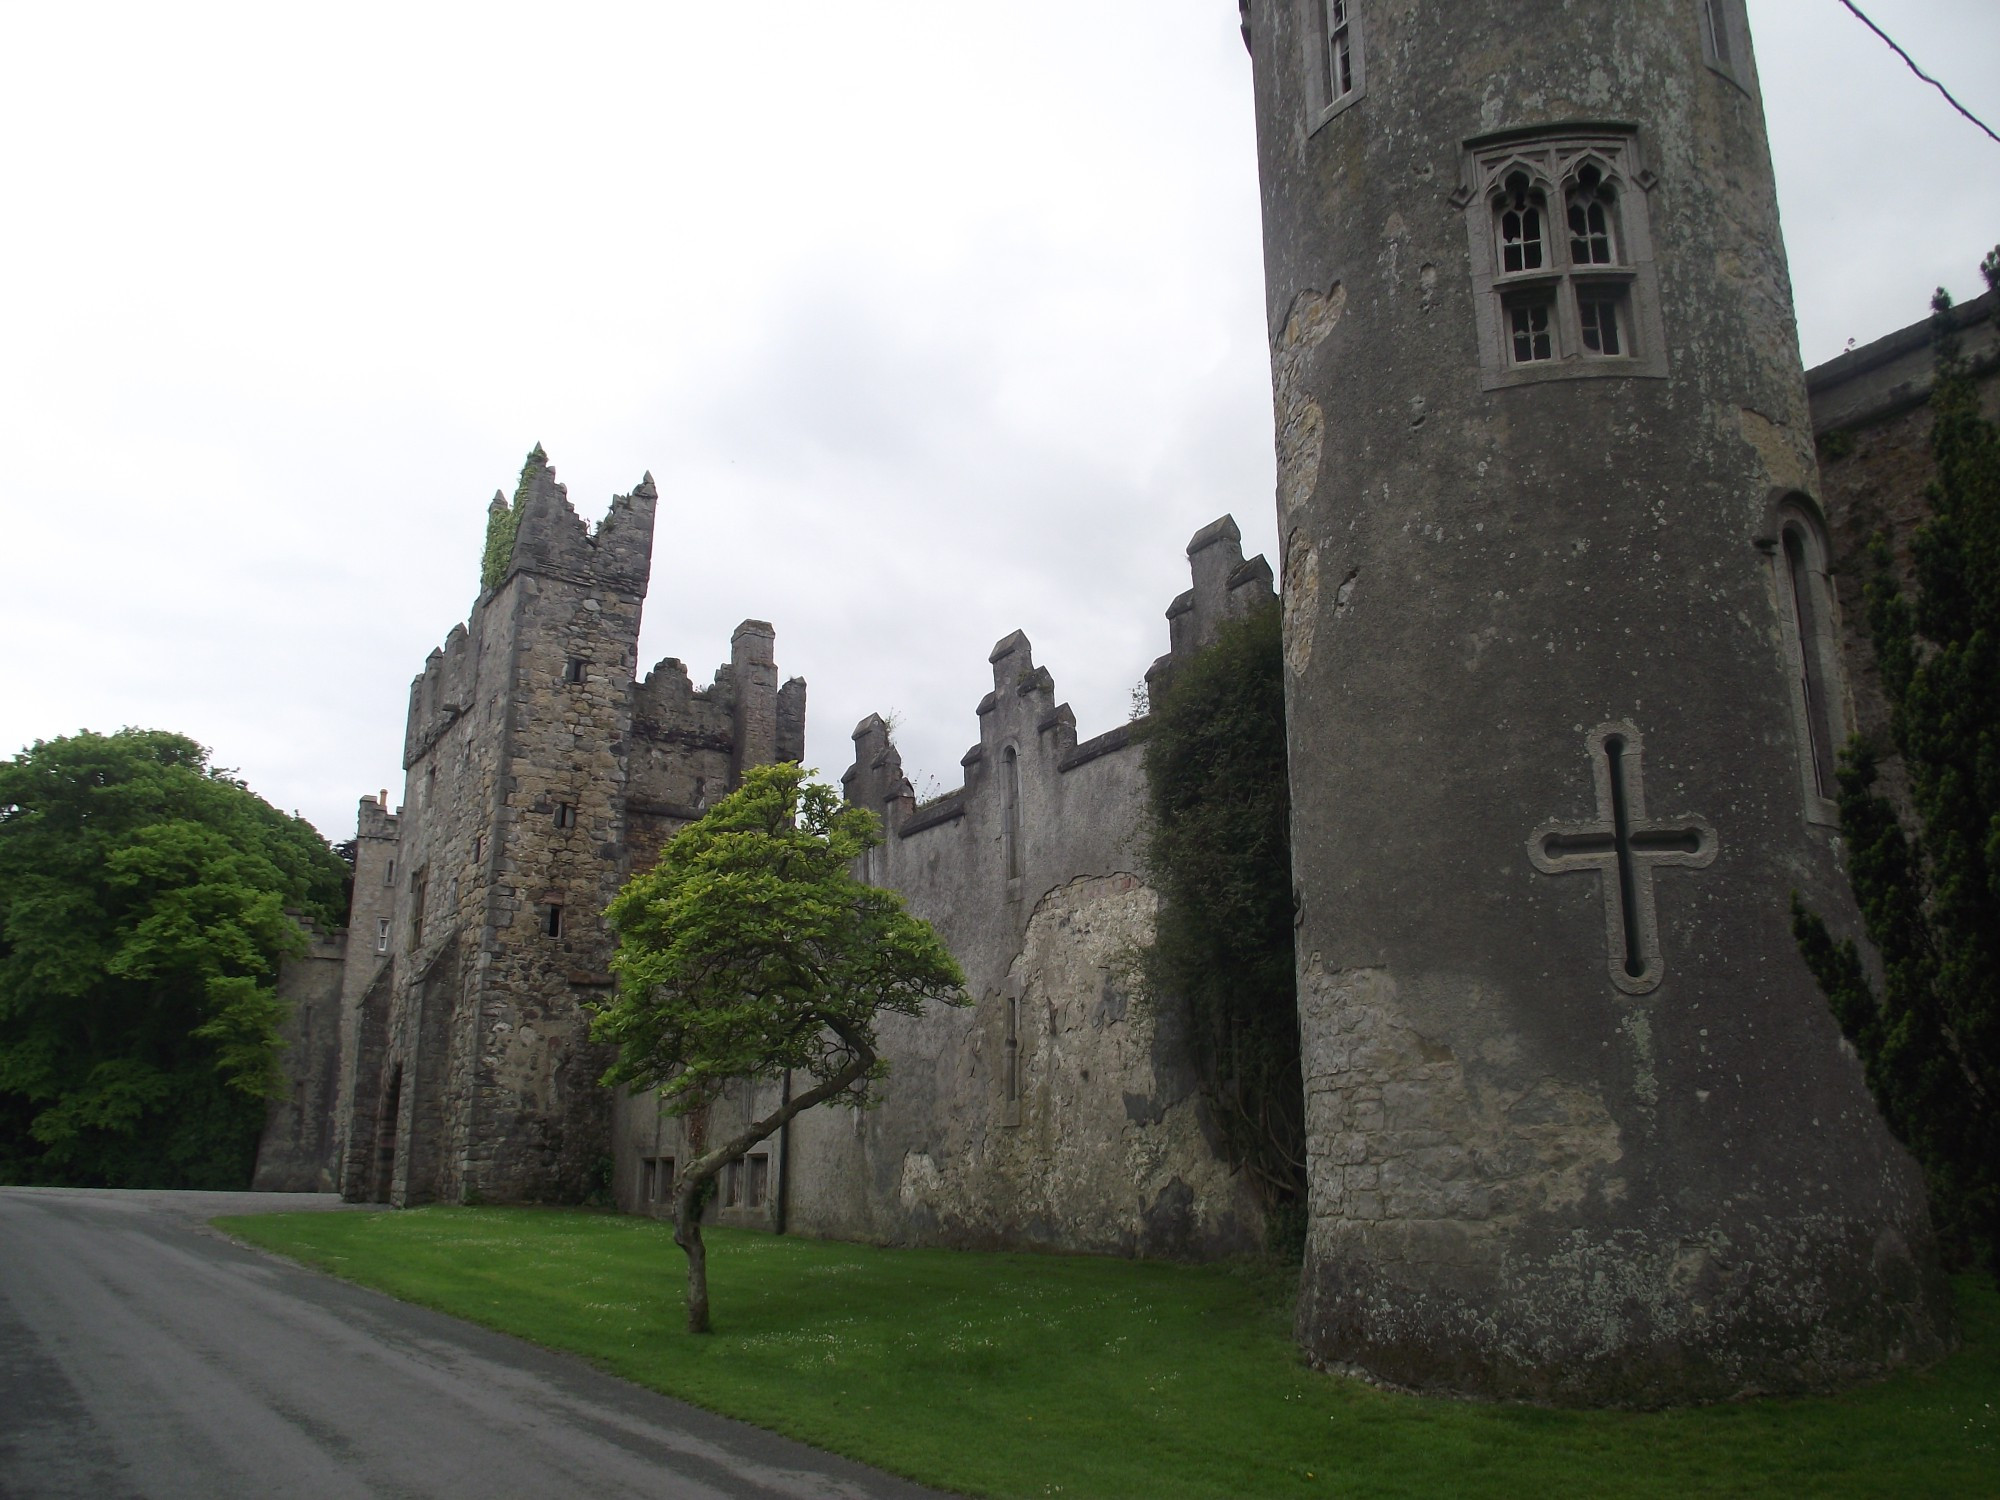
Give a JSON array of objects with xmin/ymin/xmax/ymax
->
[
  {"xmin": 592, "ymin": 763, "xmax": 966, "ymax": 1332},
  {"xmin": 1139, "ymin": 603, "xmax": 1305, "ymax": 1247},
  {"xmin": 0, "ymin": 730, "xmax": 350, "ymax": 1187},
  {"xmin": 1793, "ymin": 249, "xmax": 2000, "ymax": 1274}
]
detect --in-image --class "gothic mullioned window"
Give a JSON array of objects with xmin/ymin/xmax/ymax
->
[
  {"xmin": 1304, "ymin": 0, "xmax": 1364, "ymax": 129},
  {"xmin": 1456, "ymin": 127, "xmax": 1668, "ymax": 388}
]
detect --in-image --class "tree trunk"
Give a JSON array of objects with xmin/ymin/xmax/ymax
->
[
  {"xmin": 673, "ymin": 1185, "xmax": 711, "ymax": 1334},
  {"xmin": 666, "ymin": 1026, "xmax": 876, "ymax": 1334}
]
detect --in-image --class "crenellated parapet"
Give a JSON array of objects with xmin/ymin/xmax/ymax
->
[
  {"xmin": 1147, "ymin": 515, "xmax": 1277, "ymax": 702},
  {"xmin": 490, "ymin": 449, "xmax": 658, "ymax": 598},
  {"xmin": 844, "ymin": 514, "xmax": 1274, "ymax": 844}
]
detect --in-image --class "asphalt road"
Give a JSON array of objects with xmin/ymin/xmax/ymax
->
[{"xmin": 0, "ymin": 1188, "xmax": 950, "ymax": 1500}]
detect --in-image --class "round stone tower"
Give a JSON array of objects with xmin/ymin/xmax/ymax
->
[{"xmin": 1240, "ymin": 0, "xmax": 1953, "ymax": 1402}]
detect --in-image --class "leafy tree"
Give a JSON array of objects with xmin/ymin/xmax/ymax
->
[
  {"xmin": 1793, "ymin": 249, "xmax": 2000, "ymax": 1274},
  {"xmin": 592, "ymin": 763, "xmax": 966, "ymax": 1332},
  {"xmin": 1139, "ymin": 603, "xmax": 1305, "ymax": 1249},
  {"xmin": 0, "ymin": 730, "xmax": 351, "ymax": 1188}
]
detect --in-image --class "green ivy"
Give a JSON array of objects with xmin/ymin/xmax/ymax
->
[
  {"xmin": 479, "ymin": 443, "xmax": 545, "ymax": 592},
  {"xmin": 1793, "ymin": 249, "xmax": 2000, "ymax": 1275},
  {"xmin": 1138, "ymin": 603, "xmax": 1304, "ymax": 1244}
]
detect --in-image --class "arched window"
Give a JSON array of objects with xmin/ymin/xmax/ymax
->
[
  {"xmin": 1496, "ymin": 171, "xmax": 1548, "ymax": 274},
  {"xmin": 1001, "ymin": 747, "xmax": 1022, "ymax": 880},
  {"xmin": 1566, "ymin": 162, "xmax": 1620, "ymax": 266},
  {"xmin": 1784, "ymin": 526, "xmax": 1834, "ymax": 798},
  {"xmin": 1765, "ymin": 498, "xmax": 1846, "ymax": 825}
]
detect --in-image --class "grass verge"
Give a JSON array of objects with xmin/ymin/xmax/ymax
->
[{"xmin": 217, "ymin": 1207, "xmax": 1997, "ymax": 1499}]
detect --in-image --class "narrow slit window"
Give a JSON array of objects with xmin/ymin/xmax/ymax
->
[
  {"xmin": 470, "ymin": 834, "xmax": 483, "ymax": 865},
  {"xmin": 563, "ymin": 657, "xmax": 587, "ymax": 684},
  {"xmin": 1005, "ymin": 996, "xmax": 1021, "ymax": 1103},
  {"xmin": 383, "ymin": 858, "xmax": 396, "ymax": 887},
  {"xmin": 540, "ymin": 901, "xmax": 564, "ymax": 939},
  {"xmin": 554, "ymin": 801, "xmax": 577, "ymax": 829},
  {"xmin": 1001, "ymin": 747, "xmax": 1022, "ymax": 880},
  {"xmin": 1783, "ymin": 526, "xmax": 1837, "ymax": 800}
]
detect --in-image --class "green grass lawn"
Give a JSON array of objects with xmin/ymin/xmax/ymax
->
[{"xmin": 217, "ymin": 1207, "xmax": 1996, "ymax": 1499}]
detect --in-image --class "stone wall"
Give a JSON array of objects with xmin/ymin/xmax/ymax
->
[
  {"xmin": 620, "ymin": 518, "xmax": 1275, "ymax": 1259},
  {"xmin": 251, "ymin": 916, "xmax": 347, "ymax": 1191},
  {"xmin": 1807, "ymin": 289, "xmax": 2000, "ymax": 793}
]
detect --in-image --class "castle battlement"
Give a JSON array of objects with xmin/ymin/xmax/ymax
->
[{"xmin": 846, "ymin": 515, "xmax": 1273, "ymax": 843}]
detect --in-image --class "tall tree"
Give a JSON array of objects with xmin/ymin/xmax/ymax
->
[
  {"xmin": 592, "ymin": 763, "xmax": 965, "ymax": 1333},
  {"xmin": 1793, "ymin": 249, "xmax": 2000, "ymax": 1273},
  {"xmin": 1139, "ymin": 603, "xmax": 1305, "ymax": 1248},
  {"xmin": 0, "ymin": 730, "xmax": 350, "ymax": 1188}
]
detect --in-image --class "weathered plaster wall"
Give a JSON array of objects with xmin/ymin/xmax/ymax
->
[{"xmin": 1242, "ymin": 0, "xmax": 1950, "ymax": 1401}]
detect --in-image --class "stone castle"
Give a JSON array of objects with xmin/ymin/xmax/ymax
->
[{"xmin": 255, "ymin": 1, "xmax": 1997, "ymax": 1403}]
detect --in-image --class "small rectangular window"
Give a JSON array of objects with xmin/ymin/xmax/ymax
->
[
  {"xmin": 1328, "ymin": 1, "xmax": 1354, "ymax": 100},
  {"xmin": 554, "ymin": 802, "xmax": 577, "ymax": 829},
  {"xmin": 747, "ymin": 1153, "xmax": 770, "ymax": 1209},
  {"xmin": 1700, "ymin": 0, "xmax": 1733, "ymax": 69},
  {"xmin": 376, "ymin": 917, "xmax": 390, "ymax": 954},
  {"xmin": 642, "ymin": 1158, "xmax": 657, "ymax": 1204},
  {"xmin": 723, "ymin": 1160, "xmax": 741, "ymax": 1208},
  {"xmin": 1507, "ymin": 296, "xmax": 1556, "ymax": 364},
  {"xmin": 470, "ymin": 834, "xmax": 483, "ymax": 865},
  {"xmin": 1306, "ymin": 0, "xmax": 1364, "ymax": 128},
  {"xmin": 540, "ymin": 901, "xmax": 564, "ymax": 938},
  {"xmin": 1578, "ymin": 289, "xmax": 1628, "ymax": 356},
  {"xmin": 659, "ymin": 1156, "xmax": 674, "ymax": 1202},
  {"xmin": 563, "ymin": 658, "xmax": 587, "ymax": 684},
  {"xmin": 409, "ymin": 869, "xmax": 428, "ymax": 940}
]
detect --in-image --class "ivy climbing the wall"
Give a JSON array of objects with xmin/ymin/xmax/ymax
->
[
  {"xmin": 1793, "ymin": 248, "xmax": 2000, "ymax": 1276},
  {"xmin": 479, "ymin": 443, "xmax": 545, "ymax": 593},
  {"xmin": 1138, "ymin": 602, "xmax": 1305, "ymax": 1252}
]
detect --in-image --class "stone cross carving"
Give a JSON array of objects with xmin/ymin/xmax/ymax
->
[{"xmin": 1529, "ymin": 722, "xmax": 1718, "ymax": 994}]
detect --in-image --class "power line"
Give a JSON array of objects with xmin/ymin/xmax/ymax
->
[{"xmin": 1835, "ymin": 0, "xmax": 2000, "ymax": 147}]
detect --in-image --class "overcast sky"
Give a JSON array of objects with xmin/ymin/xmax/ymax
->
[{"xmin": 4, "ymin": 1, "xmax": 1997, "ymax": 844}]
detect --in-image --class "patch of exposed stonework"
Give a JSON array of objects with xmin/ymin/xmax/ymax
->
[
  {"xmin": 1283, "ymin": 530, "xmax": 1320, "ymax": 677},
  {"xmin": 1298, "ymin": 960, "xmax": 1623, "ymax": 1239},
  {"xmin": 884, "ymin": 873, "xmax": 1256, "ymax": 1257},
  {"xmin": 1735, "ymin": 406, "xmax": 1815, "ymax": 499},
  {"xmin": 1273, "ymin": 285, "xmax": 1345, "ymax": 519}
]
